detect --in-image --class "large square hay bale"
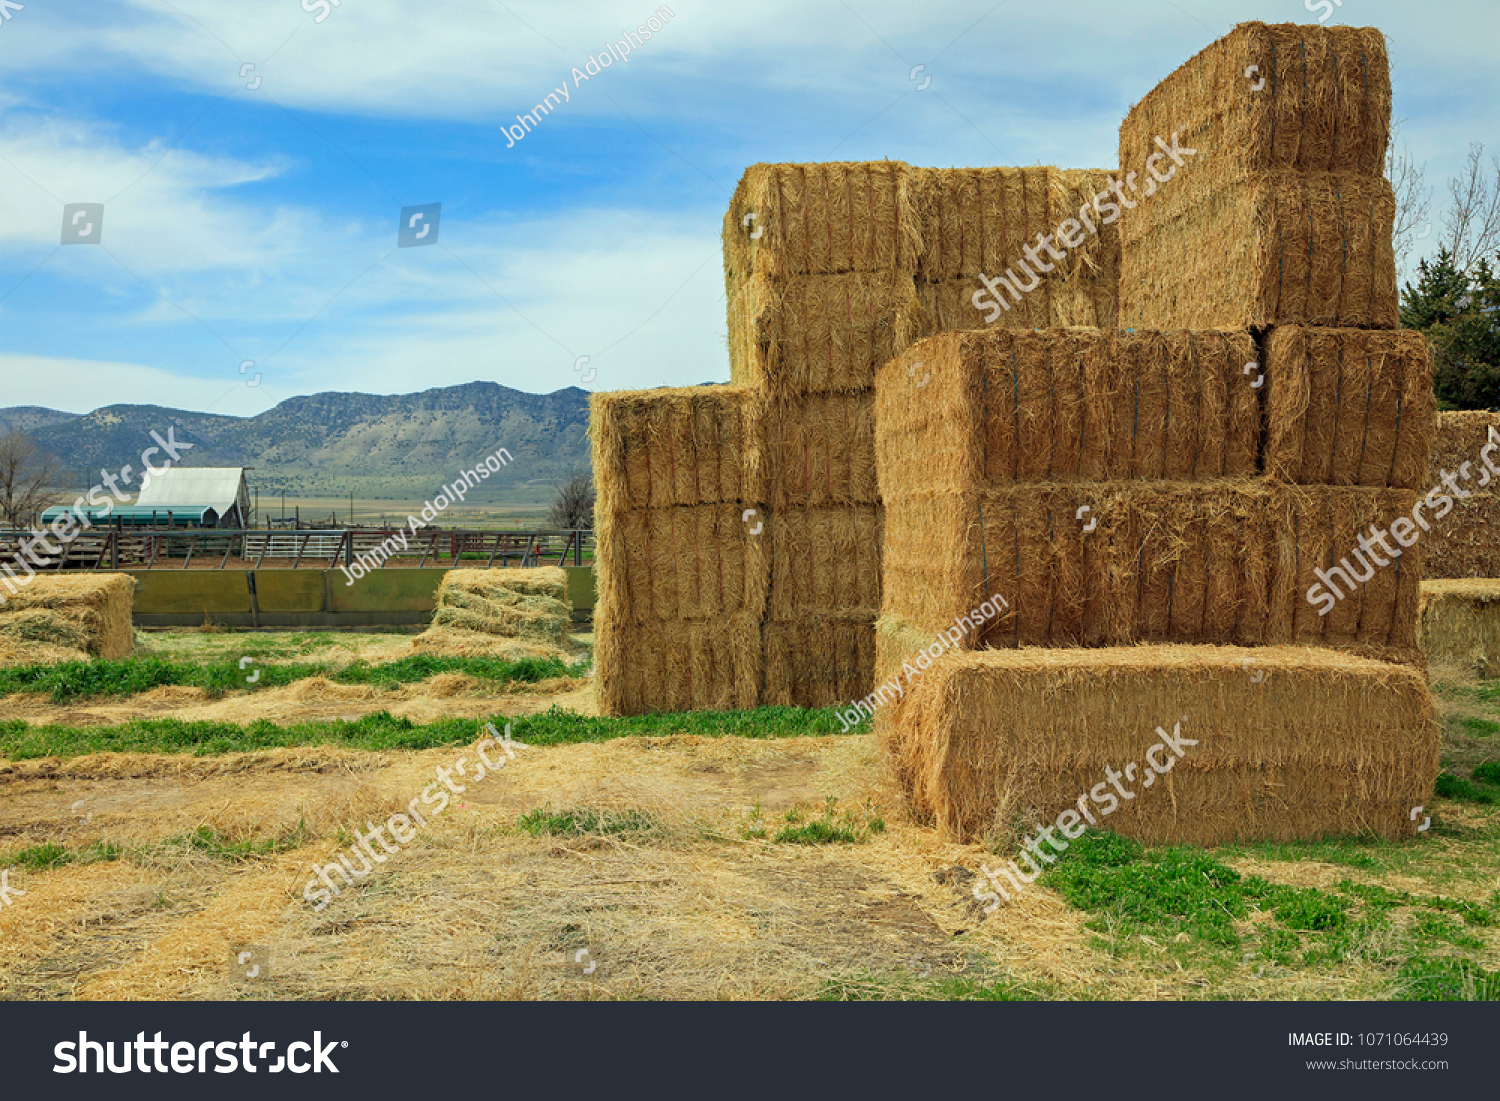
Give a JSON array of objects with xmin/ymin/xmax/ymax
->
[
  {"xmin": 0, "ymin": 573, "xmax": 134, "ymax": 662},
  {"xmin": 878, "ymin": 328, "xmax": 1260, "ymax": 492},
  {"xmin": 1264, "ymin": 327, "xmax": 1433, "ymax": 490},
  {"xmin": 1118, "ymin": 22, "xmax": 1390, "ymax": 181},
  {"xmin": 591, "ymin": 386, "xmax": 765, "ymax": 513},
  {"xmin": 911, "ymin": 166, "xmax": 1120, "ymax": 328},
  {"xmin": 763, "ymin": 392, "xmax": 878, "ymax": 508},
  {"xmin": 1118, "ymin": 170, "xmax": 1396, "ymax": 330},
  {"xmin": 1428, "ymin": 411, "xmax": 1500, "ymax": 486},
  {"xmin": 1269, "ymin": 485, "xmax": 1423, "ymax": 662},
  {"xmin": 727, "ymin": 270, "xmax": 920, "ymax": 395},
  {"xmin": 762, "ymin": 613, "xmax": 875, "ymax": 707},
  {"xmin": 723, "ymin": 161, "xmax": 919, "ymax": 278},
  {"xmin": 1418, "ymin": 493, "xmax": 1500, "ymax": 579},
  {"xmin": 768, "ymin": 505, "xmax": 881, "ymax": 621},
  {"xmin": 595, "ymin": 610, "xmax": 762, "ymax": 715},
  {"xmin": 892, "ymin": 645, "xmax": 1436, "ymax": 844},
  {"xmin": 882, "ymin": 483, "xmax": 1420, "ymax": 661},
  {"xmin": 1419, "ymin": 579, "xmax": 1500, "ymax": 673},
  {"xmin": 593, "ymin": 504, "xmax": 770, "ymax": 623}
]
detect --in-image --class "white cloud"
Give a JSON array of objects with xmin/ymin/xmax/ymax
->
[{"xmin": 0, "ymin": 354, "xmax": 268, "ymax": 416}]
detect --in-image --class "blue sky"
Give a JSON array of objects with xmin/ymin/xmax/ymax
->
[{"xmin": 0, "ymin": 0, "xmax": 1496, "ymax": 420}]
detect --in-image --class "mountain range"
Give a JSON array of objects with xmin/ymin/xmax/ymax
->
[{"xmin": 0, "ymin": 382, "xmax": 592, "ymax": 507}]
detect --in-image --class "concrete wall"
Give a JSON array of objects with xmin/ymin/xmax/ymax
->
[{"xmin": 122, "ymin": 567, "xmax": 595, "ymax": 628}]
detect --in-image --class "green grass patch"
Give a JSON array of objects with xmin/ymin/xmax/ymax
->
[
  {"xmin": 1217, "ymin": 836, "xmax": 1384, "ymax": 871},
  {"xmin": 512, "ymin": 705, "xmax": 861, "ymax": 746},
  {"xmin": 1039, "ymin": 832, "xmax": 1250, "ymax": 946},
  {"xmin": 1473, "ymin": 760, "xmax": 1500, "ymax": 784},
  {"xmin": 1434, "ymin": 771, "xmax": 1500, "ymax": 804},
  {"xmin": 819, "ymin": 972, "xmax": 1049, "ymax": 1001},
  {"xmin": 0, "ymin": 704, "xmax": 852, "ymax": 760},
  {"xmin": 1396, "ymin": 957, "xmax": 1500, "ymax": 1001},
  {"xmin": 0, "ymin": 712, "xmax": 486, "ymax": 758},
  {"xmin": 768, "ymin": 798, "xmax": 885, "ymax": 845},
  {"xmin": 1038, "ymin": 831, "xmax": 1500, "ymax": 979},
  {"xmin": 169, "ymin": 825, "xmax": 311, "ymax": 863},
  {"xmin": 1446, "ymin": 714, "xmax": 1500, "ymax": 739},
  {"xmin": 1, "ymin": 840, "xmax": 124, "ymax": 872},
  {"xmin": 516, "ymin": 807, "xmax": 657, "ymax": 837},
  {"xmin": 0, "ymin": 653, "xmax": 573, "ymax": 702}
]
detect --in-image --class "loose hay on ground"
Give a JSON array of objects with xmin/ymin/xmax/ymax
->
[
  {"xmin": 0, "ymin": 574, "xmax": 135, "ymax": 663},
  {"xmin": 414, "ymin": 568, "xmax": 572, "ymax": 655}
]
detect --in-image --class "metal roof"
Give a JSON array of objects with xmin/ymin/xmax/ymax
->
[
  {"xmin": 135, "ymin": 468, "xmax": 247, "ymax": 513},
  {"xmin": 42, "ymin": 505, "xmax": 219, "ymax": 523}
]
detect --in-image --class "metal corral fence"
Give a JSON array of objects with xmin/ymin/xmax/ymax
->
[{"xmin": 0, "ymin": 528, "xmax": 595, "ymax": 571}]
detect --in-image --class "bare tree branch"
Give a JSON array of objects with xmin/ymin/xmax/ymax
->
[
  {"xmin": 1386, "ymin": 117, "xmax": 1432, "ymax": 276},
  {"xmin": 0, "ymin": 431, "xmax": 61, "ymax": 529},
  {"xmin": 1443, "ymin": 142, "xmax": 1500, "ymax": 274},
  {"xmin": 546, "ymin": 468, "xmax": 594, "ymax": 530}
]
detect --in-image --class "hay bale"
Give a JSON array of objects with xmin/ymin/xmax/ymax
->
[
  {"xmin": 593, "ymin": 505, "xmax": 771, "ymax": 623},
  {"xmin": 916, "ymin": 277, "xmax": 1050, "ymax": 334},
  {"xmin": 722, "ymin": 161, "xmax": 920, "ymax": 278},
  {"xmin": 727, "ymin": 270, "xmax": 920, "ymax": 395},
  {"xmin": 762, "ymin": 613, "xmax": 875, "ymax": 707},
  {"xmin": 0, "ymin": 574, "xmax": 134, "ymax": 662},
  {"xmin": 882, "ymin": 483, "xmax": 1420, "ymax": 660},
  {"xmin": 1118, "ymin": 170, "xmax": 1397, "ymax": 330},
  {"xmin": 1118, "ymin": 22, "xmax": 1390, "ymax": 181},
  {"xmin": 1267, "ymin": 485, "xmax": 1422, "ymax": 662},
  {"xmin": 877, "ymin": 328, "xmax": 1260, "ymax": 493},
  {"xmin": 911, "ymin": 166, "xmax": 1120, "ymax": 327},
  {"xmin": 1418, "ymin": 579, "xmax": 1500, "ymax": 673},
  {"xmin": 594, "ymin": 611, "xmax": 762, "ymax": 715},
  {"xmin": 1052, "ymin": 169, "xmax": 1122, "ymax": 328},
  {"xmin": 912, "ymin": 166, "xmax": 1056, "ymax": 284},
  {"xmin": 768, "ymin": 505, "xmax": 881, "ymax": 622},
  {"xmin": 1264, "ymin": 327, "xmax": 1433, "ymax": 490},
  {"xmin": 420, "ymin": 568, "xmax": 572, "ymax": 648},
  {"xmin": 1419, "ymin": 493, "xmax": 1500, "ymax": 579},
  {"xmin": 892, "ymin": 644, "xmax": 1436, "ymax": 844},
  {"xmin": 1428, "ymin": 411, "xmax": 1500, "ymax": 485},
  {"xmin": 763, "ymin": 391, "xmax": 878, "ymax": 508},
  {"xmin": 590, "ymin": 386, "xmax": 766, "ymax": 514}
]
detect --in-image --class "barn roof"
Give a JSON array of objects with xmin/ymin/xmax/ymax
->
[{"xmin": 135, "ymin": 468, "xmax": 247, "ymax": 514}]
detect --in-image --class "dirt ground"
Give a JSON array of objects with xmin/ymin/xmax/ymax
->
[
  {"xmin": 6, "ymin": 725, "xmax": 1484, "ymax": 1001},
  {"xmin": 1, "ymin": 634, "xmax": 1495, "ymax": 1001}
]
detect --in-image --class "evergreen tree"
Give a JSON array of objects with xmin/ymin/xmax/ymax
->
[{"xmin": 1400, "ymin": 248, "xmax": 1500, "ymax": 409}]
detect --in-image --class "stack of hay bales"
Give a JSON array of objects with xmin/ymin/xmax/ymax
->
[
  {"xmin": 876, "ymin": 20, "xmax": 1440, "ymax": 845},
  {"xmin": 592, "ymin": 160, "xmax": 1122, "ymax": 714},
  {"xmin": 723, "ymin": 164, "xmax": 905, "ymax": 706},
  {"xmin": 0, "ymin": 574, "xmax": 135, "ymax": 664},
  {"xmin": 591, "ymin": 388, "xmax": 769, "ymax": 712},
  {"xmin": 412, "ymin": 567, "xmax": 574, "ymax": 660}
]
